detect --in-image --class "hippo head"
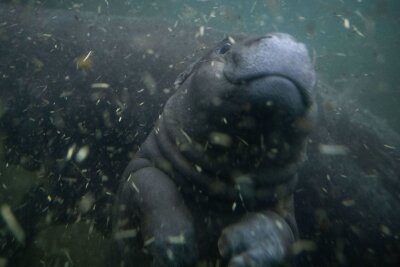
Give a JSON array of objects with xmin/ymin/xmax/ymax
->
[{"xmin": 164, "ymin": 33, "xmax": 316, "ymax": 185}]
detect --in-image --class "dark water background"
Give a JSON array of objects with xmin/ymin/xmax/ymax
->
[
  {"xmin": 0, "ymin": 0, "xmax": 399, "ymax": 266},
  {"xmin": 6, "ymin": 0, "xmax": 400, "ymax": 132}
]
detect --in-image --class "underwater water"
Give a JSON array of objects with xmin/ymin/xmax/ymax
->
[
  {"xmin": 18, "ymin": 0, "xmax": 400, "ymax": 132},
  {"xmin": 0, "ymin": 0, "xmax": 399, "ymax": 267}
]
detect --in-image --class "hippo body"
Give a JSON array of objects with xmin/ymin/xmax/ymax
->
[
  {"xmin": 113, "ymin": 33, "xmax": 316, "ymax": 266},
  {"xmin": 0, "ymin": 4, "xmax": 399, "ymax": 267}
]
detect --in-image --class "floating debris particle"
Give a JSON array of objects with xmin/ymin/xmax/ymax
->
[
  {"xmin": 75, "ymin": 51, "xmax": 93, "ymax": 70},
  {"xmin": 180, "ymin": 128, "xmax": 192, "ymax": 144},
  {"xmin": 343, "ymin": 18, "xmax": 350, "ymax": 29},
  {"xmin": 167, "ymin": 249, "xmax": 174, "ymax": 260},
  {"xmin": 291, "ymin": 240, "xmax": 317, "ymax": 255},
  {"xmin": 236, "ymin": 136, "xmax": 249, "ymax": 146},
  {"xmin": 195, "ymin": 165, "xmax": 202, "ymax": 173},
  {"xmin": 0, "ymin": 257, "xmax": 7, "ymax": 267},
  {"xmin": 40, "ymin": 33, "xmax": 52, "ymax": 38},
  {"xmin": 66, "ymin": 144, "xmax": 77, "ymax": 160},
  {"xmin": 31, "ymin": 57, "xmax": 44, "ymax": 72},
  {"xmin": 380, "ymin": 225, "xmax": 391, "ymax": 235},
  {"xmin": 0, "ymin": 204, "xmax": 25, "ymax": 244},
  {"xmin": 75, "ymin": 145, "xmax": 90, "ymax": 163},
  {"xmin": 352, "ymin": 25, "xmax": 365, "ymax": 37},
  {"xmin": 91, "ymin": 83, "xmax": 110, "ymax": 89},
  {"xmin": 144, "ymin": 236, "xmax": 155, "ymax": 246},
  {"xmin": 131, "ymin": 181, "xmax": 140, "ymax": 193},
  {"xmin": 78, "ymin": 192, "xmax": 95, "ymax": 213},
  {"xmin": 196, "ymin": 26, "xmax": 205, "ymax": 37},
  {"xmin": 209, "ymin": 132, "xmax": 232, "ymax": 147},
  {"xmin": 114, "ymin": 229, "xmax": 138, "ymax": 240},
  {"xmin": 142, "ymin": 72, "xmax": 157, "ymax": 95},
  {"xmin": 275, "ymin": 220, "xmax": 283, "ymax": 230},
  {"xmin": 384, "ymin": 144, "xmax": 396, "ymax": 150},
  {"xmin": 167, "ymin": 233, "xmax": 186, "ymax": 244},
  {"xmin": 319, "ymin": 144, "xmax": 349, "ymax": 155},
  {"xmin": 326, "ymin": 174, "xmax": 331, "ymax": 182},
  {"xmin": 342, "ymin": 199, "xmax": 355, "ymax": 207}
]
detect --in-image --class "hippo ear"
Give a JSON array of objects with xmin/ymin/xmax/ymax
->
[{"xmin": 173, "ymin": 58, "xmax": 201, "ymax": 89}]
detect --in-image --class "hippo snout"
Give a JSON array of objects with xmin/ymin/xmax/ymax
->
[
  {"xmin": 222, "ymin": 32, "xmax": 316, "ymax": 118},
  {"xmin": 224, "ymin": 33, "xmax": 315, "ymax": 90}
]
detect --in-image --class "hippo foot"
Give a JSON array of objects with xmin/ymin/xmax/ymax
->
[{"xmin": 218, "ymin": 212, "xmax": 294, "ymax": 267}]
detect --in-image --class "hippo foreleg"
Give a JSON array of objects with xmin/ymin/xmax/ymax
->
[{"xmin": 114, "ymin": 163, "xmax": 198, "ymax": 267}]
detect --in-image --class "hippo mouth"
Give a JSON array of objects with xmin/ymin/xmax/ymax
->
[{"xmin": 224, "ymin": 73, "xmax": 309, "ymax": 119}]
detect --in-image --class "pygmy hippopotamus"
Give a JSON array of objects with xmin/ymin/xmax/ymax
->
[{"xmin": 113, "ymin": 33, "xmax": 316, "ymax": 266}]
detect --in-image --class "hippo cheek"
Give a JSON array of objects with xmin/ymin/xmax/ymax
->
[{"xmin": 187, "ymin": 60, "xmax": 238, "ymax": 109}]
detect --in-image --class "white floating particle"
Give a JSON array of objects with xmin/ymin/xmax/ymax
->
[
  {"xmin": 166, "ymin": 249, "xmax": 174, "ymax": 260},
  {"xmin": 75, "ymin": 145, "xmax": 90, "ymax": 163},
  {"xmin": 352, "ymin": 25, "xmax": 365, "ymax": 37},
  {"xmin": 114, "ymin": 229, "xmax": 138, "ymax": 240},
  {"xmin": 209, "ymin": 132, "xmax": 232, "ymax": 147},
  {"xmin": 167, "ymin": 233, "xmax": 186, "ymax": 244},
  {"xmin": 142, "ymin": 72, "xmax": 157, "ymax": 95},
  {"xmin": 380, "ymin": 225, "xmax": 391, "ymax": 235},
  {"xmin": 343, "ymin": 18, "xmax": 350, "ymax": 29},
  {"xmin": 91, "ymin": 83, "xmax": 110, "ymax": 89},
  {"xmin": 199, "ymin": 26, "xmax": 205, "ymax": 37},
  {"xmin": 144, "ymin": 237, "xmax": 155, "ymax": 246},
  {"xmin": 66, "ymin": 144, "xmax": 77, "ymax": 160},
  {"xmin": 319, "ymin": 144, "xmax": 349, "ymax": 155},
  {"xmin": 131, "ymin": 181, "xmax": 140, "ymax": 193},
  {"xmin": 342, "ymin": 199, "xmax": 355, "ymax": 207},
  {"xmin": 195, "ymin": 165, "xmax": 202, "ymax": 173},
  {"xmin": 179, "ymin": 128, "xmax": 193, "ymax": 144},
  {"xmin": 83, "ymin": 50, "xmax": 93, "ymax": 62},
  {"xmin": 0, "ymin": 205, "xmax": 25, "ymax": 244},
  {"xmin": 291, "ymin": 240, "xmax": 317, "ymax": 255},
  {"xmin": 78, "ymin": 193, "xmax": 95, "ymax": 213},
  {"xmin": 275, "ymin": 220, "xmax": 283, "ymax": 230},
  {"xmin": 384, "ymin": 144, "xmax": 396, "ymax": 149}
]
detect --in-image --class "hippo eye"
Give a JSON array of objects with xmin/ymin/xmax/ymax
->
[{"xmin": 218, "ymin": 42, "xmax": 232, "ymax": 55}]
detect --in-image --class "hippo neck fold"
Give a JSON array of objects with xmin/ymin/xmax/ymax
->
[{"xmin": 136, "ymin": 92, "xmax": 304, "ymax": 205}]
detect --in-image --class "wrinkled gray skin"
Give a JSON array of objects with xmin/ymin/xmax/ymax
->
[{"xmin": 113, "ymin": 33, "xmax": 316, "ymax": 267}]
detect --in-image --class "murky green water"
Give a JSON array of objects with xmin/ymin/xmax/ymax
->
[
  {"xmin": 7, "ymin": 0, "xmax": 400, "ymax": 131},
  {"xmin": 0, "ymin": 1, "xmax": 399, "ymax": 266}
]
